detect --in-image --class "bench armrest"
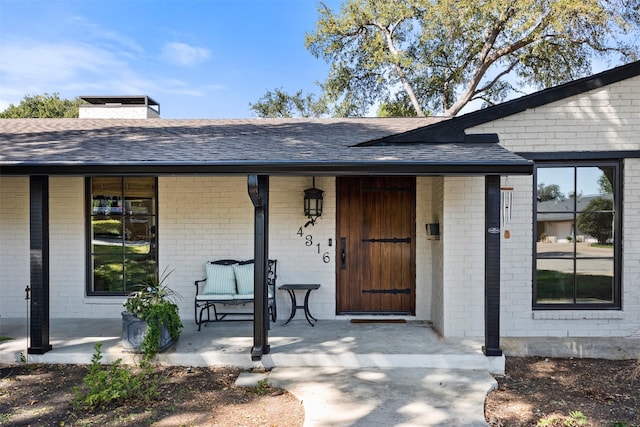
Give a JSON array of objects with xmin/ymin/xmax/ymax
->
[{"xmin": 194, "ymin": 278, "xmax": 206, "ymax": 295}]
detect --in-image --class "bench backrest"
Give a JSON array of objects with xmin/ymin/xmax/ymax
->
[{"xmin": 206, "ymin": 259, "xmax": 277, "ymax": 294}]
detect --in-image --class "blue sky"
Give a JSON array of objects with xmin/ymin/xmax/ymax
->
[{"xmin": 0, "ymin": 0, "xmax": 341, "ymax": 118}]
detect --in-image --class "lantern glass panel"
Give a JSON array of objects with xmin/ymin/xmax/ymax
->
[{"xmin": 304, "ymin": 188, "xmax": 324, "ymax": 217}]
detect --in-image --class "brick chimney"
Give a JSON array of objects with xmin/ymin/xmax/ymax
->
[{"xmin": 79, "ymin": 96, "xmax": 160, "ymax": 119}]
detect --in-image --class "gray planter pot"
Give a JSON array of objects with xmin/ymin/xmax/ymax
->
[{"xmin": 121, "ymin": 311, "xmax": 174, "ymax": 353}]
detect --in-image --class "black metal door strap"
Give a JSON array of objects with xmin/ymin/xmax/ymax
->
[
  {"xmin": 362, "ymin": 289, "xmax": 411, "ymax": 294},
  {"xmin": 361, "ymin": 237, "xmax": 411, "ymax": 243}
]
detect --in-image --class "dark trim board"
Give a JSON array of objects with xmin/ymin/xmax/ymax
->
[
  {"xmin": 0, "ymin": 162, "xmax": 533, "ymax": 177},
  {"xmin": 484, "ymin": 175, "xmax": 502, "ymax": 356},
  {"xmin": 248, "ymin": 175, "xmax": 271, "ymax": 361},
  {"xmin": 518, "ymin": 151, "xmax": 640, "ymax": 161},
  {"xmin": 29, "ymin": 176, "xmax": 52, "ymax": 354}
]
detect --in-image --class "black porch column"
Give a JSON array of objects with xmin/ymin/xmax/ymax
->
[
  {"xmin": 248, "ymin": 175, "xmax": 270, "ymax": 360},
  {"xmin": 484, "ymin": 175, "xmax": 502, "ymax": 356},
  {"xmin": 28, "ymin": 176, "xmax": 52, "ymax": 354}
]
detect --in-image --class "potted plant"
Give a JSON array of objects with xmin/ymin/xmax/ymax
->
[{"xmin": 122, "ymin": 267, "xmax": 183, "ymax": 357}]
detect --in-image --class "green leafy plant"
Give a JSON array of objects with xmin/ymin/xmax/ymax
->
[
  {"xmin": 123, "ymin": 267, "xmax": 182, "ymax": 357},
  {"xmin": 537, "ymin": 410, "xmax": 589, "ymax": 427},
  {"xmin": 567, "ymin": 411, "xmax": 588, "ymax": 426},
  {"xmin": 73, "ymin": 343, "xmax": 161, "ymax": 410},
  {"xmin": 254, "ymin": 378, "xmax": 271, "ymax": 395}
]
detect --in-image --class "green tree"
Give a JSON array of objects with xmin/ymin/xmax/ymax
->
[
  {"xmin": 304, "ymin": 0, "xmax": 640, "ymax": 117},
  {"xmin": 377, "ymin": 93, "xmax": 419, "ymax": 117},
  {"xmin": 537, "ymin": 183, "xmax": 564, "ymax": 202},
  {"xmin": 0, "ymin": 93, "xmax": 81, "ymax": 118},
  {"xmin": 576, "ymin": 197, "xmax": 614, "ymax": 244},
  {"xmin": 249, "ymin": 88, "xmax": 328, "ymax": 118},
  {"xmin": 598, "ymin": 173, "xmax": 613, "ymax": 194}
]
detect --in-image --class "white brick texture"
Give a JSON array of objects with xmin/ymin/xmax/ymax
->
[
  {"xmin": 0, "ymin": 177, "xmax": 30, "ymax": 317},
  {"xmin": 470, "ymin": 76, "xmax": 640, "ymax": 340}
]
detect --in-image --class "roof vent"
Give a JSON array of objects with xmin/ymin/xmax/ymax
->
[{"xmin": 79, "ymin": 95, "xmax": 160, "ymax": 119}]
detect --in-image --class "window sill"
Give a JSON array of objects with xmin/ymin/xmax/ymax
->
[
  {"xmin": 83, "ymin": 297, "xmax": 125, "ymax": 305},
  {"xmin": 533, "ymin": 311, "xmax": 624, "ymax": 320}
]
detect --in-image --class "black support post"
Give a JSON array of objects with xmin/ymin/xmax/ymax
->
[
  {"xmin": 248, "ymin": 175, "xmax": 270, "ymax": 361},
  {"xmin": 28, "ymin": 176, "xmax": 52, "ymax": 354},
  {"xmin": 484, "ymin": 175, "xmax": 502, "ymax": 356}
]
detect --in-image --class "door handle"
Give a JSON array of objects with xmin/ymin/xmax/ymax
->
[{"xmin": 340, "ymin": 237, "xmax": 346, "ymax": 270}]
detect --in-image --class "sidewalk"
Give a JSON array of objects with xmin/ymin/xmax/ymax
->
[{"xmin": 1, "ymin": 317, "xmax": 500, "ymax": 426}]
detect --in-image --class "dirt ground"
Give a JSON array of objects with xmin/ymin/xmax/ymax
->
[
  {"xmin": 0, "ymin": 364, "xmax": 303, "ymax": 426},
  {"xmin": 1, "ymin": 357, "xmax": 639, "ymax": 426},
  {"xmin": 486, "ymin": 357, "xmax": 640, "ymax": 426}
]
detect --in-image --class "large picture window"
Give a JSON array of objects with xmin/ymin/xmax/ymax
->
[
  {"xmin": 87, "ymin": 177, "xmax": 157, "ymax": 295},
  {"xmin": 534, "ymin": 163, "xmax": 620, "ymax": 308}
]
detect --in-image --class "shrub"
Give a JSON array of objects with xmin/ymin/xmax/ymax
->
[{"xmin": 73, "ymin": 343, "xmax": 161, "ymax": 410}]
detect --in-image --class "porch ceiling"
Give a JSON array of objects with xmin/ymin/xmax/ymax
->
[{"xmin": 0, "ymin": 117, "xmax": 532, "ymax": 176}]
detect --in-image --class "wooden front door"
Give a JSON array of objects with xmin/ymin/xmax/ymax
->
[{"xmin": 336, "ymin": 176, "xmax": 416, "ymax": 314}]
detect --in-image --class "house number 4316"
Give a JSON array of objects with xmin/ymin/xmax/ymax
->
[{"xmin": 297, "ymin": 227, "xmax": 331, "ymax": 263}]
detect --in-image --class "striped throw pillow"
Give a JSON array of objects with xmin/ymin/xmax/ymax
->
[
  {"xmin": 204, "ymin": 263, "xmax": 236, "ymax": 295},
  {"xmin": 233, "ymin": 263, "xmax": 254, "ymax": 295}
]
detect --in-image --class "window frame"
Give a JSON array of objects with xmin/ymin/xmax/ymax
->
[
  {"xmin": 85, "ymin": 176, "xmax": 159, "ymax": 296},
  {"xmin": 533, "ymin": 161, "xmax": 622, "ymax": 310}
]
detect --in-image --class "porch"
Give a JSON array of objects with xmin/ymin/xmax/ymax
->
[{"xmin": 0, "ymin": 318, "xmax": 504, "ymax": 374}]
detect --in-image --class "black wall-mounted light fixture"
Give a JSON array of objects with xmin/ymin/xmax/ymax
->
[
  {"xmin": 426, "ymin": 223, "xmax": 440, "ymax": 240},
  {"xmin": 304, "ymin": 177, "xmax": 324, "ymax": 227}
]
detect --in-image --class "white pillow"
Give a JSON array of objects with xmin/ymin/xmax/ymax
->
[
  {"xmin": 204, "ymin": 263, "xmax": 236, "ymax": 294},
  {"xmin": 233, "ymin": 263, "xmax": 254, "ymax": 295}
]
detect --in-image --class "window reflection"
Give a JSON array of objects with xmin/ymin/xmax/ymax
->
[
  {"xmin": 576, "ymin": 259, "xmax": 614, "ymax": 303},
  {"xmin": 536, "ymin": 260, "xmax": 574, "ymax": 304},
  {"xmin": 90, "ymin": 177, "xmax": 157, "ymax": 294},
  {"xmin": 535, "ymin": 164, "xmax": 618, "ymax": 307}
]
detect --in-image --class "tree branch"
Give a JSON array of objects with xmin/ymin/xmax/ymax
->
[{"xmin": 375, "ymin": 20, "xmax": 425, "ymax": 116}]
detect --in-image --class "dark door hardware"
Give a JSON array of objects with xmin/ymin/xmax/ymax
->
[
  {"xmin": 340, "ymin": 237, "xmax": 347, "ymax": 270},
  {"xmin": 361, "ymin": 237, "xmax": 411, "ymax": 244},
  {"xmin": 362, "ymin": 289, "xmax": 411, "ymax": 294},
  {"xmin": 363, "ymin": 186, "xmax": 412, "ymax": 192}
]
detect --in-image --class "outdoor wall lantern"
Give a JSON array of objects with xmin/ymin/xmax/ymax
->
[
  {"xmin": 304, "ymin": 177, "xmax": 324, "ymax": 227},
  {"xmin": 426, "ymin": 223, "xmax": 440, "ymax": 240}
]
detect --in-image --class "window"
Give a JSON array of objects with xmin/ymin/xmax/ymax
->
[
  {"xmin": 534, "ymin": 163, "xmax": 620, "ymax": 308},
  {"xmin": 87, "ymin": 177, "xmax": 157, "ymax": 295}
]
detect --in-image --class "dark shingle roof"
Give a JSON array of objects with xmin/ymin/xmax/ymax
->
[
  {"xmin": 0, "ymin": 117, "xmax": 532, "ymax": 176},
  {"xmin": 537, "ymin": 194, "xmax": 614, "ymax": 222}
]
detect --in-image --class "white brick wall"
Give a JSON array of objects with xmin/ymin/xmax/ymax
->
[
  {"xmin": 470, "ymin": 77, "xmax": 640, "ymax": 152},
  {"xmin": 419, "ymin": 177, "xmax": 443, "ymax": 329},
  {"xmin": 1, "ymin": 176, "xmax": 438, "ymax": 323},
  {"xmin": 416, "ymin": 177, "xmax": 436, "ymax": 320},
  {"xmin": 441, "ymin": 177, "xmax": 485, "ymax": 337},
  {"xmin": 160, "ymin": 176, "xmax": 339, "ymax": 321},
  {"xmin": 79, "ymin": 105, "xmax": 159, "ymax": 119},
  {"xmin": 468, "ymin": 75, "xmax": 640, "ymax": 340},
  {"xmin": 0, "ymin": 177, "xmax": 30, "ymax": 318},
  {"xmin": 269, "ymin": 177, "xmax": 336, "ymax": 319},
  {"xmin": 49, "ymin": 177, "xmax": 124, "ymax": 318}
]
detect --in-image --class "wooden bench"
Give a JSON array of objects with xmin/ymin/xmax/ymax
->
[{"xmin": 194, "ymin": 259, "xmax": 277, "ymax": 331}]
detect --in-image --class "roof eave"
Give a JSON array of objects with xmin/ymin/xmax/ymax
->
[{"xmin": 0, "ymin": 161, "xmax": 533, "ymax": 177}]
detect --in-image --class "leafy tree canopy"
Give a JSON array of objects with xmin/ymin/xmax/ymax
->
[
  {"xmin": 0, "ymin": 93, "xmax": 81, "ymax": 118},
  {"xmin": 598, "ymin": 172, "xmax": 613, "ymax": 194},
  {"xmin": 537, "ymin": 183, "xmax": 564, "ymax": 202},
  {"xmin": 301, "ymin": 0, "xmax": 640, "ymax": 117},
  {"xmin": 576, "ymin": 197, "xmax": 614, "ymax": 244},
  {"xmin": 249, "ymin": 88, "xmax": 328, "ymax": 118}
]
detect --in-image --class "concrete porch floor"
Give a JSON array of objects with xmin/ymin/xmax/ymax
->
[
  {"xmin": 0, "ymin": 317, "xmax": 504, "ymax": 373},
  {"xmin": 1, "ymin": 317, "xmax": 504, "ymax": 426}
]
